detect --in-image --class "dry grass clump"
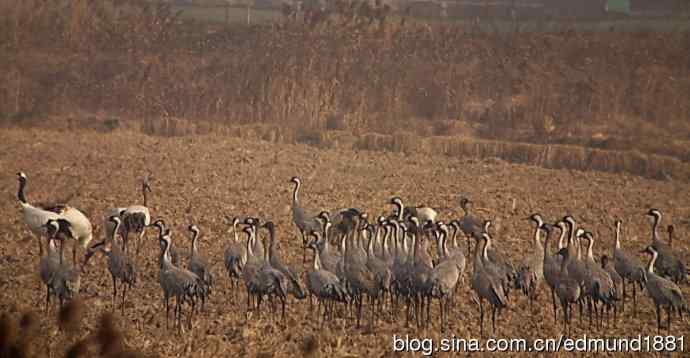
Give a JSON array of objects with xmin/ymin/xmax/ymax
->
[{"xmin": 0, "ymin": 300, "xmax": 140, "ymax": 358}]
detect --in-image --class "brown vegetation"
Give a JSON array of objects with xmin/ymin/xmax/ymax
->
[{"xmin": 1, "ymin": 0, "xmax": 689, "ymax": 177}]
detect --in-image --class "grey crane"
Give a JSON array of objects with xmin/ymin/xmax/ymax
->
[
  {"xmin": 647, "ymin": 209, "xmax": 687, "ymax": 284},
  {"xmin": 600, "ymin": 255, "xmax": 622, "ymax": 325},
  {"xmin": 457, "ymin": 197, "xmax": 483, "ymax": 257},
  {"xmin": 580, "ymin": 231, "xmax": 618, "ymax": 328},
  {"xmin": 86, "ymin": 216, "xmax": 137, "ymax": 313},
  {"xmin": 223, "ymin": 216, "xmax": 246, "ymax": 298},
  {"xmin": 543, "ymin": 222, "xmax": 562, "ymax": 323},
  {"xmin": 248, "ymin": 226, "xmax": 292, "ymax": 321},
  {"xmin": 43, "ymin": 218, "xmax": 89, "ymax": 309},
  {"xmin": 364, "ymin": 224, "xmax": 393, "ymax": 307},
  {"xmin": 516, "ymin": 213, "xmax": 545, "ymax": 310},
  {"xmin": 305, "ymin": 236, "xmax": 348, "ymax": 323},
  {"xmin": 310, "ymin": 213, "xmax": 342, "ymax": 273},
  {"xmin": 263, "ymin": 221, "xmax": 306, "ymax": 300},
  {"xmin": 290, "ymin": 177, "xmax": 322, "ymax": 263},
  {"xmin": 554, "ymin": 247, "xmax": 584, "ymax": 336},
  {"xmin": 240, "ymin": 225, "xmax": 264, "ymax": 316},
  {"xmin": 151, "ymin": 219, "xmax": 180, "ymax": 267},
  {"xmin": 470, "ymin": 233, "xmax": 508, "ymax": 337},
  {"xmin": 187, "ymin": 224, "xmax": 213, "ymax": 310},
  {"xmin": 611, "ymin": 219, "xmax": 645, "ymax": 317},
  {"xmin": 429, "ymin": 224, "xmax": 464, "ymax": 332},
  {"xmin": 344, "ymin": 213, "xmax": 382, "ymax": 329},
  {"xmin": 158, "ymin": 231, "xmax": 203, "ymax": 331},
  {"xmin": 38, "ymin": 221, "xmax": 63, "ymax": 312},
  {"xmin": 639, "ymin": 245, "xmax": 689, "ymax": 333},
  {"xmin": 561, "ymin": 216, "xmax": 589, "ymax": 322},
  {"xmin": 406, "ymin": 217, "xmax": 435, "ymax": 328},
  {"xmin": 481, "ymin": 221, "xmax": 515, "ymax": 298}
]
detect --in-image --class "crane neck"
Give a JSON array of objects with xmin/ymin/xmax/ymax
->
[
  {"xmin": 109, "ymin": 220, "xmax": 121, "ymax": 244},
  {"xmin": 191, "ymin": 231, "xmax": 199, "ymax": 255},
  {"xmin": 482, "ymin": 235, "xmax": 491, "ymax": 262},
  {"xmin": 17, "ymin": 177, "xmax": 28, "ymax": 204},
  {"xmin": 292, "ymin": 180, "xmax": 300, "ymax": 205},
  {"xmin": 647, "ymin": 251, "xmax": 657, "ymax": 273},
  {"xmin": 615, "ymin": 222, "xmax": 621, "ymax": 249},
  {"xmin": 232, "ymin": 222, "xmax": 239, "ymax": 243},
  {"xmin": 313, "ymin": 249, "xmax": 322, "ymax": 270},
  {"xmin": 557, "ymin": 226, "xmax": 566, "ymax": 250},
  {"xmin": 473, "ymin": 237, "xmax": 485, "ymax": 272},
  {"xmin": 586, "ymin": 236, "xmax": 594, "ymax": 261},
  {"xmin": 142, "ymin": 183, "xmax": 149, "ymax": 207},
  {"xmin": 533, "ymin": 223, "xmax": 542, "ymax": 249},
  {"xmin": 651, "ymin": 214, "xmax": 660, "ymax": 243},
  {"xmin": 441, "ymin": 231, "xmax": 450, "ymax": 258}
]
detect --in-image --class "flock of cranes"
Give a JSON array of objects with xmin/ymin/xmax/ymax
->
[{"xmin": 14, "ymin": 172, "xmax": 690, "ymax": 336}]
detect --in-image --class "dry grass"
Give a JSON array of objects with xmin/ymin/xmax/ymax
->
[
  {"xmin": 1, "ymin": 1, "xmax": 689, "ymax": 166},
  {"xmin": 0, "ymin": 128, "xmax": 689, "ymax": 357}
]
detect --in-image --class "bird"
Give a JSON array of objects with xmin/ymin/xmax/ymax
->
[
  {"xmin": 86, "ymin": 216, "xmax": 137, "ymax": 313},
  {"xmin": 240, "ymin": 225, "xmax": 265, "ymax": 316},
  {"xmin": 639, "ymin": 245, "xmax": 689, "ymax": 333},
  {"xmin": 611, "ymin": 219, "xmax": 645, "ymax": 317},
  {"xmin": 647, "ymin": 209, "xmax": 687, "ymax": 284},
  {"xmin": 481, "ymin": 220, "xmax": 516, "ymax": 296},
  {"xmin": 16, "ymin": 172, "xmax": 93, "ymax": 264},
  {"xmin": 579, "ymin": 231, "xmax": 618, "ymax": 328},
  {"xmin": 344, "ymin": 214, "xmax": 382, "ymax": 329},
  {"xmin": 38, "ymin": 221, "xmax": 64, "ymax": 312},
  {"xmin": 187, "ymin": 224, "xmax": 213, "ymax": 310},
  {"xmin": 311, "ymin": 213, "xmax": 342, "ymax": 273},
  {"xmin": 46, "ymin": 219, "xmax": 90, "ymax": 309},
  {"xmin": 457, "ymin": 197, "xmax": 483, "ymax": 250},
  {"xmin": 554, "ymin": 247, "xmax": 584, "ymax": 336},
  {"xmin": 223, "ymin": 216, "xmax": 246, "ymax": 297},
  {"xmin": 151, "ymin": 219, "xmax": 180, "ymax": 267},
  {"xmin": 428, "ymin": 224, "xmax": 464, "ymax": 332},
  {"xmin": 158, "ymin": 230, "xmax": 204, "ymax": 331},
  {"xmin": 262, "ymin": 221, "xmax": 306, "ymax": 300},
  {"xmin": 515, "ymin": 213, "xmax": 545, "ymax": 310},
  {"xmin": 247, "ymin": 226, "xmax": 293, "ymax": 321},
  {"xmin": 290, "ymin": 177, "xmax": 322, "ymax": 263},
  {"xmin": 470, "ymin": 233, "xmax": 508, "ymax": 337},
  {"xmin": 600, "ymin": 254, "xmax": 622, "ymax": 324},
  {"xmin": 119, "ymin": 178, "xmax": 153, "ymax": 255},
  {"xmin": 543, "ymin": 222, "xmax": 562, "ymax": 323},
  {"xmin": 305, "ymin": 237, "xmax": 348, "ymax": 322}
]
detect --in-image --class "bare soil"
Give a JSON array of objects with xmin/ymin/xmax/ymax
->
[{"xmin": 0, "ymin": 128, "xmax": 689, "ymax": 357}]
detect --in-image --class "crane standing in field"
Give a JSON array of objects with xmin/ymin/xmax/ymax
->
[{"xmin": 86, "ymin": 216, "xmax": 137, "ymax": 313}]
